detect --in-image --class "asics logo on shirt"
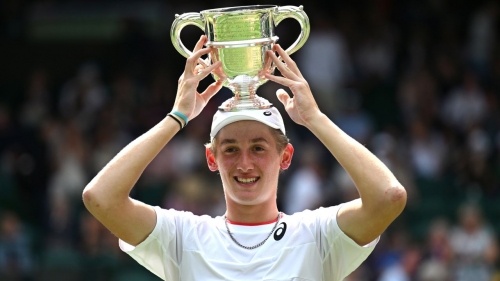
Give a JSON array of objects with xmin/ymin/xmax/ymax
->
[{"xmin": 273, "ymin": 222, "xmax": 287, "ymax": 241}]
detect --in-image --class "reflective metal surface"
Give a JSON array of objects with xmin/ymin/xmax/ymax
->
[{"xmin": 171, "ymin": 5, "xmax": 310, "ymax": 111}]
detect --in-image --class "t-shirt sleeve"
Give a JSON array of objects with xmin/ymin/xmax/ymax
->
[
  {"xmin": 118, "ymin": 206, "xmax": 198, "ymax": 281},
  {"xmin": 302, "ymin": 204, "xmax": 379, "ymax": 280}
]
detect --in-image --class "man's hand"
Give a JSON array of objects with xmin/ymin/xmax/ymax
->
[
  {"xmin": 264, "ymin": 44, "xmax": 322, "ymax": 127},
  {"xmin": 172, "ymin": 35, "xmax": 223, "ymax": 121}
]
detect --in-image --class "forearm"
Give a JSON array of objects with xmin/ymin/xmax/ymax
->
[
  {"xmin": 265, "ymin": 44, "xmax": 404, "ymax": 244},
  {"xmin": 306, "ymin": 113, "xmax": 406, "ymax": 210},
  {"xmin": 83, "ymin": 116, "xmax": 180, "ymax": 207}
]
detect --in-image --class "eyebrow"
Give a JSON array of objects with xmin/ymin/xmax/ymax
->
[{"xmin": 219, "ymin": 138, "xmax": 269, "ymax": 145}]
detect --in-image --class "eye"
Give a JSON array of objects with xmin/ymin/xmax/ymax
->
[
  {"xmin": 253, "ymin": 146, "xmax": 265, "ymax": 152},
  {"xmin": 224, "ymin": 147, "xmax": 237, "ymax": 153}
]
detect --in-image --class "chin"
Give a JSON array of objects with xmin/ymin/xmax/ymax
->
[
  {"xmin": 233, "ymin": 196, "xmax": 261, "ymax": 205},
  {"xmin": 230, "ymin": 192, "xmax": 274, "ymax": 206},
  {"xmin": 224, "ymin": 191, "xmax": 256, "ymax": 204}
]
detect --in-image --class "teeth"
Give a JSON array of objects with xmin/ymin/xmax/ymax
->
[{"xmin": 237, "ymin": 177, "xmax": 257, "ymax": 183}]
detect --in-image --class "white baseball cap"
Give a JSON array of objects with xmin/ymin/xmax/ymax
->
[{"xmin": 210, "ymin": 107, "xmax": 286, "ymax": 141}]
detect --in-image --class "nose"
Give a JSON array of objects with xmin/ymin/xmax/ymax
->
[{"xmin": 237, "ymin": 151, "xmax": 254, "ymax": 172}]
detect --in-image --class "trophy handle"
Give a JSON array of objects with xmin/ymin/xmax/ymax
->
[
  {"xmin": 171, "ymin": 12, "xmax": 205, "ymax": 59},
  {"xmin": 273, "ymin": 5, "xmax": 310, "ymax": 55}
]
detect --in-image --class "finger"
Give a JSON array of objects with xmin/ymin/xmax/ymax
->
[
  {"xmin": 266, "ymin": 50, "xmax": 301, "ymax": 81},
  {"xmin": 185, "ymin": 48, "xmax": 213, "ymax": 75},
  {"xmin": 260, "ymin": 53, "xmax": 273, "ymax": 78},
  {"xmin": 194, "ymin": 64, "xmax": 205, "ymax": 75},
  {"xmin": 194, "ymin": 61, "xmax": 222, "ymax": 81},
  {"xmin": 198, "ymin": 57, "xmax": 210, "ymax": 68},
  {"xmin": 193, "ymin": 35, "xmax": 207, "ymax": 53},
  {"xmin": 194, "ymin": 38, "xmax": 211, "ymax": 68},
  {"xmin": 273, "ymin": 44, "xmax": 304, "ymax": 79},
  {"xmin": 192, "ymin": 47, "xmax": 212, "ymax": 61},
  {"xmin": 276, "ymin": 88, "xmax": 291, "ymax": 105},
  {"xmin": 200, "ymin": 79, "xmax": 224, "ymax": 102},
  {"xmin": 264, "ymin": 72, "xmax": 295, "ymax": 87}
]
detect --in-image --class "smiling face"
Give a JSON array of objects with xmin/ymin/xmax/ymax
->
[{"xmin": 206, "ymin": 120, "xmax": 293, "ymax": 207}]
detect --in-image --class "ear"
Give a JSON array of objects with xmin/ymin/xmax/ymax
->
[
  {"xmin": 206, "ymin": 147, "xmax": 218, "ymax": 172},
  {"xmin": 280, "ymin": 143, "xmax": 294, "ymax": 170}
]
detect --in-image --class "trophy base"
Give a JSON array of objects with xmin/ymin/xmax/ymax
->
[{"xmin": 218, "ymin": 95, "xmax": 272, "ymax": 111}]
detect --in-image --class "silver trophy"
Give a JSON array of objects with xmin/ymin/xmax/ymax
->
[{"xmin": 171, "ymin": 5, "xmax": 309, "ymax": 111}]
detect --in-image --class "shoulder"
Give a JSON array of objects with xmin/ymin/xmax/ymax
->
[
  {"xmin": 154, "ymin": 207, "xmax": 218, "ymax": 231},
  {"xmin": 284, "ymin": 205, "xmax": 344, "ymax": 237},
  {"xmin": 287, "ymin": 205, "xmax": 343, "ymax": 222}
]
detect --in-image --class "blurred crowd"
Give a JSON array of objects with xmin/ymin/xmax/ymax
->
[{"xmin": 1, "ymin": 0, "xmax": 500, "ymax": 280}]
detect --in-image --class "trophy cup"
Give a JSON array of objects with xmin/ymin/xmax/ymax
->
[{"xmin": 171, "ymin": 5, "xmax": 309, "ymax": 111}]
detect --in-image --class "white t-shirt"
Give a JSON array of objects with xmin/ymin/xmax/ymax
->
[{"xmin": 119, "ymin": 204, "xmax": 378, "ymax": 281}]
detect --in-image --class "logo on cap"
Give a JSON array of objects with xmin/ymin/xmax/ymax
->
[{"xmin": 263, "ymin": 111, "xmax": 272, "ymax": 116}]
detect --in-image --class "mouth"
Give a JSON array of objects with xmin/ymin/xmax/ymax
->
[{"xmin": 234, "ymin": 177, "xmax": 260, "ymax": 185}]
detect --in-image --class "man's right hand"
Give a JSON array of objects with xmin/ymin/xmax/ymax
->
[{"xmin": 172, "ymin": 35, "xmax": 223, "ymax": 122}]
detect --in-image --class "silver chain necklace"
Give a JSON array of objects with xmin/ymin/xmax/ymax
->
[{"xmin": 224, "ymin": 212, "xmax": 281, "ymax": 250}]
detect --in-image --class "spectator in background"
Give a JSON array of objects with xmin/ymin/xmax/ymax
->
[
  {"xmin": 449, "ymin": 203, "xmax": 498, "ymax": 281},
  {"xmin": 143, "ymin": 123, "xmax": 207, "ymax": 181},
  {"xmin": 425, "ymin": 218, "xmax": 453, "ymax": 265},
  {"xmin": 463, "ymin": 126, "xmax": 498, "ymax": 195},
  {"xmin": 496, "ymin": 130, "xmax": 500, "ymax": 187},
  {"xmin": 166, "ymin": 123, "xmax": 207, "ymax": 176},
  {"xmin": 0, "ymin": 212, "xmax": 34, "ymax": 280},
  {"xmin": 408, "ymin": 119, "xmax": 447, "ymax": 179},
  {"xmin": 47, "ymin": 120, "xmax": 87, "ymax": 207},
  {"xmin": 333, "ymin": 89, "xmax": 374, "ymax": 144},
  {"xmin": 397, "ymin": 70, "xmax": 439, "ymax": 127},
  {"xmin": 353, "ymin": 13, "xmax": 395, "ymax": 82},
  {"xmin": 162, "ymin": 174, "xmax": 211, "ymax": 216},
  {"xmin": 58, "ymin": 62, "xmax": 108, "ymax": 132},
  {"xmin": 19, "ymin": 68, "xmax": 50, "ymax": 129},
  {"xmin": 433, "ymin": 53, "xmax": 461, "ymax": 95},
  {"xmin": 45, "ymin": 195, "xmax": 75, "ymax": 249},
  {"xmin": 0, "ymin": 105, "xmax": 18, "ymax": 210},
  {"xmin": 282, "ymin": 141, "xmax": 323, "ymax": 215},
  {"xmin": 441, "ymin": 72, "xmax": 488, "ymax": 133},
  {"xmin": 417, "ymin": 261, "xmax": 450, "ymax": 281},
  {"xmin": 296, "ymin": 12, "xmax": 352, "ymax": 115},
  {"xmin": 88, "ymin": 110, "xmax": 126, "ymax": 177},
  {"xmin": 44, "ymin": 119, "xmax": 88, "ymax": 250},
  {"xmin": 466, "ymin": 1, "xmax": 498, "ymax": 81},
  {"xmin": 377, "ymin": 245, "xmax": 422, "ymax": 281},
  {"xmin": 417, "ymin": 217, "xmax": 452, "ymax": 281}
]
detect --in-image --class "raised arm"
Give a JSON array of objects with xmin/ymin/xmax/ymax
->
[
  {"xmin": 82, "ymin": 35, "xmax": 222, "ymax": 246},
  {"xmin": 265, "ymin": 45, "xmax": 406, "ymax": 246}
]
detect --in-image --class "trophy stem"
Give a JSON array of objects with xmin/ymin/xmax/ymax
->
[
  {"xmin": 218, "ymin": 90, "xmax": 272, "ymax": 111},
  {"xmin": 217, "ymin": 75, "xmax": 273, "ymax": 111}
]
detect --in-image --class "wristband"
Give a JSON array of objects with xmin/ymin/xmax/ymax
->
[
  {"xmin": 167, "ymin": 113, "xmax": 183, "ymax": 130},
  {"xmin": 171, "ymin": 111, "xmax": 188, "ymax": 125}
]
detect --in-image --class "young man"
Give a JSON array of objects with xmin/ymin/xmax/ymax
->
[{"xmin": 83, "ymin": 35, "xmax": 407, "ymax": 280}]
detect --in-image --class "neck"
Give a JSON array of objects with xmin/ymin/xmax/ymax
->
[{"xmin": 225, "ymin": 199, "xmax": 279, "ymax": 224}]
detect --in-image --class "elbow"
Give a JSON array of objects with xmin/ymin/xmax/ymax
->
[
  {"xmin": 82, "ymin": 184, "xmax": 128, "ymax": 214},
  {"xmin": 385, "ymin": 184, "xmax": 407, "ymax": 215},
  {"xmin": 82, "ymin": 187, "xmax": 102, "ymax": 212},
  {"xmin": 362, "ymin": 183, "xmax": 407, "ymax": 217},
  {"xmin": 82, "ymin": 187, "xmax": 92, "ymax": 205}
]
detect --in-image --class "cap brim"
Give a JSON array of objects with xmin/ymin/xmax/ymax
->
[{"xmin": 210, "ymin": 107, "xmax": 285, "ymax": 140}]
